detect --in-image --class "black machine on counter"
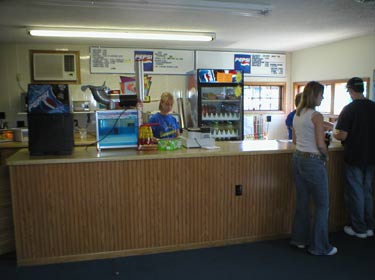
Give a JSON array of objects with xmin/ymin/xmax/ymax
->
[{"xmin": 27, "ymin": 84, "xmax": 74, "ymax": 155}]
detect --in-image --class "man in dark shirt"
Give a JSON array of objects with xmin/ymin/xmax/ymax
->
[{"xmin": 334, "ymin": 77, "xmax": 375, "ymax": 239}]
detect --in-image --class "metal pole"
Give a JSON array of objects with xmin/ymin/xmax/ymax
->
[{"xmin": 135, "ymin": 59, "xmax": 145, "ymax": 101}]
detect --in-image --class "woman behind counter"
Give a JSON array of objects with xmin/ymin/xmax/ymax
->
[{"xmin": 148, "ymin": 92, "xmax": 180, "ymax": 139}]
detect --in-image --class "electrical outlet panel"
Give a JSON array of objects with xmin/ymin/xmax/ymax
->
[{"xmin": 235, "ymin": 185, "xmax": 243, "ymax": 196}]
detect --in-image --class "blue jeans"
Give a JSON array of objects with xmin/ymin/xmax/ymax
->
[
  {"xmin": 344, "ymin": 164, "xmax": 375, "ymax": 233},
  {"xmin": 291, "ymin": 153, "xmax": 333, "ymax": 255}
]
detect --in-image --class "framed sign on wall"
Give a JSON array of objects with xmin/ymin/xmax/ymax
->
[
  {"xmin": 90, "ymin": 47, "xmax": 195, "ymax": 75},
  {"xmin": 196, "ymin": 50, "xmax": 286, "ymax": 77}
]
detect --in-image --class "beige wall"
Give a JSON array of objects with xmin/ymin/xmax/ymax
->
[
  {"xmin": 0, "ymin": 43, "xmax": 290, "ymax": 139},
  {"xmin": 0, "ymin": 44, "xmax": 186, "ymax": 130},
  {"xmin": 3, "ymin": 35, "xmax": 374, "ymax": 140},
  {"xmin": 0, "ymin": 45, "xmax": 19, "ymax": 127},
  {"xmin": 291, "ymin": 35, "xmax": 375, "ymax": 99}
]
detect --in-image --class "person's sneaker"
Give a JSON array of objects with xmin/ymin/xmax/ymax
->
[
  {"xmin": 326, "ymin": 247, "xmax": 338, "ymax": 256},
  {"xmin": 367, "ymin": 229, "xmax": 374, "ymax": 237},
  {"xmin": 308, "ymin": 246, "xmax": 337, "ymax": 256},
  {"xmin": 344, "ymin": 226, "xmax": 367, "ymax": 239}
]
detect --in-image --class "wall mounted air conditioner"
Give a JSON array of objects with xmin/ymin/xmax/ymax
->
[{"xmin": 31, "ymin": 50, "xmax": 81, "ymax": 84}]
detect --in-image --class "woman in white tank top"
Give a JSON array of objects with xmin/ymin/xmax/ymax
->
[{"xmin": 290, "ymin": 81, "xmax": 337, "ymax": 256}]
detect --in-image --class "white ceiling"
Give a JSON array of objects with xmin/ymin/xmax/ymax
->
[{"xmin": 0, "ymin": 0, "xmax": 374, "ymax": 52}]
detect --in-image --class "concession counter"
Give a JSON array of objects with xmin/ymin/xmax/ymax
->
[{"xmin": 7, "ymin": 140, "xmax": 350, "ymax": 266}]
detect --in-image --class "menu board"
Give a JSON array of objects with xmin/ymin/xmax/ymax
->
[
  {"xmin": 248, "ymin": 53, "xmax": 285, "ymax": 76},
  {"xmin": 90, "ymin": 47, "xmax": 194, "ymax": 75},
  {"xmin": 196, "ymin": 51, "xmax": 286, "ymax": 77}
]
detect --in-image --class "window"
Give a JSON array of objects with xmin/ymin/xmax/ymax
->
[
  {"xmin": 293, "ymin": 78, "xmax": 369, "ymax": 117},
  {"xmin": 332, "ymin": 83, "xmax": 353, "ymax": 115},
  {"xmin": 244, "ymin": 82, "xmax": 285, "ymax": 111}
]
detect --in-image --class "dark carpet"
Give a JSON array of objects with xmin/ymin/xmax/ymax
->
[{"xmin": 1, "ymin": 231, "xmax": 373, "ymax": 280}]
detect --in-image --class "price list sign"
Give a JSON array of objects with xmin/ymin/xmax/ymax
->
[
  {"xmin": 90, "ymin": 47, "xmax": 133, "ymax": 73},
  {"xmin": 90, "ymin": 47, "xmax": 194, "ymax": 74}
]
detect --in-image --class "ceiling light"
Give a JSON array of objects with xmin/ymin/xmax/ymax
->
[
  {"xmin": 28, "ymin": 0, "xmax": 272, "ymax": 16},
  {"xmin": 353, "ymin": 0, "xmax": 375, "ymax": 3},
  {"xmin": 28, "ymin": 28, "xmax": 215, "ymax": 42}
]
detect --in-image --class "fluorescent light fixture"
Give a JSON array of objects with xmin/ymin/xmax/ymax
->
[
  {"xmin": 354, "ymin": 0, "xmax": 375, "ymax": 3},
  {"xmin": 28, "ymin": 28, "xmax": 215, "ymax": 42},
  {"xmin": 29, "ymin": 0, "xmax": 272, "ymax": 16}
]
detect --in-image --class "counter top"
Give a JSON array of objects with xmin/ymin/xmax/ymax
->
[
  {"xmin": 0, "ymin": 141, "xmax": 28, "ymax": 149},
  {"xmin": 7, "ymin": 140, "xmax": 343, "ymax": 166},
  {"xmin": 0, "ymin": 134, "xmax": 96, "ymax": 150}
]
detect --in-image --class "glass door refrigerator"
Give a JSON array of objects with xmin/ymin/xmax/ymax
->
[{"xmin": 187, "ymin": 69, "xmax": 244, "ymax": 141}]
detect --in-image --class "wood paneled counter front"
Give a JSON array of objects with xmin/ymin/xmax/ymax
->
[{"xmin": 8, "ymin": 141, "xmax": 348, "ymax": 266}]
